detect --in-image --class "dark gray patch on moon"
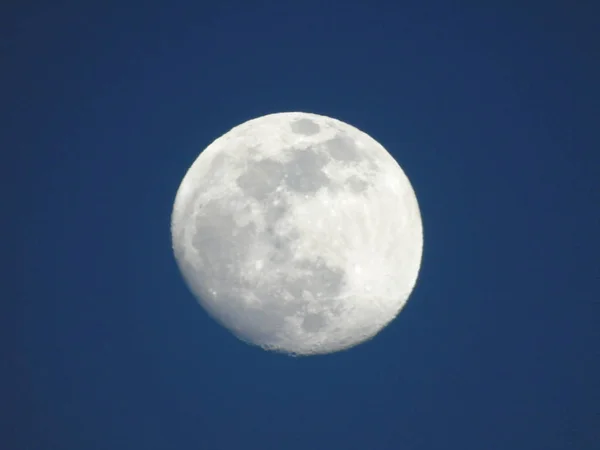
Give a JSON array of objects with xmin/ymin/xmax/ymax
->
[
  {"xmin": 187, "ymin": 199, "xmax": 260, "ymax": 333},
  {"xmin": 233, "ymin": 307, "xmax": 284, "ymax": 343},
  {"xmin": 260, "ymin": 228, "xmax": 296, "ymax": 265},
  {"xmin": 284, "ymin": 147, "xmax": 330, "ymax": 193},
  {"xmin": 295, "ymin": 258, "xmax": 345, "ymax": 300},
  {"xmin": 324, "ymin": 133, "xmax": 360, "ymax": 161},
  {"xmin": 236, "ymin": 158, "xmax": 286, "ymax": 200},
  {"xmin": 278, "ymin": 258, "xmax": 346, "ymax": 332},
  {"xmin": 302, "ymin": 313, "xmax": 327, "ymax": 332},
  {"xmin": 209, "ymin": 151, "xmax": 228, "ymax": 175},
  {"xmin": 347, "ymin": 175, "xmax": 369, "ymax": 193},
  {"xmin": 191, "ymin": 200, "xmax": 255, "ymax": 283},
  {"xmin": 290, "ymin": 118, "xmax": 321, "ymax": 136}
]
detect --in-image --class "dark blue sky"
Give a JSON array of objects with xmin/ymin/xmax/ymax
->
[{"xmin": 6, "ymin": 2, "xmax": 599, "ymax": 449}]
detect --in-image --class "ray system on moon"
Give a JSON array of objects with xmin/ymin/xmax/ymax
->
[{"xmin": 171, "ymin": 112, "xmax": 423, "ymax": 355}]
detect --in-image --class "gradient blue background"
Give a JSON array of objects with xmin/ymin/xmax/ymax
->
[{"xmin": 6, "ymin": 2, "xmax": 599, "ymax": 449}]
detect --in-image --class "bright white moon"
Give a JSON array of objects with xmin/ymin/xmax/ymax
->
[{"xmin": 171, "ymin": 112, "xmax": 423, "ymax": 355}]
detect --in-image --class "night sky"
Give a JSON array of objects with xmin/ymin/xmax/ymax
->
[{"xmin": 6, "ymin": 2, "xmax": 599, "ymax": 449}]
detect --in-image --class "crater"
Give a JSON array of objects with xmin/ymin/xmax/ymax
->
[{"xmin": 290, "ymin": 118, "xmax": 321, "ymax": 136}]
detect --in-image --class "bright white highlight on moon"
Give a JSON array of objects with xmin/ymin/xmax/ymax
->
[{"xmin": 171, "ymin": 112, "xmax": 423, "ymax": 355}]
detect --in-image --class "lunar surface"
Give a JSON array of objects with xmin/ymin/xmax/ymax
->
[{"xmin": 171, "ymin": 112, "xmax": 423, "ymax": 355}]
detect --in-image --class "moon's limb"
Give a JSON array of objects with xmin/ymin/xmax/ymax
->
[{"xmin": 171, "ymin": 112, "xmax": 423, "ymax": 355}]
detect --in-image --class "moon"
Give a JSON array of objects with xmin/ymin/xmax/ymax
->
[{"xmin": 171, "ymin": 112, "xmax": 423, "ymax": 355}]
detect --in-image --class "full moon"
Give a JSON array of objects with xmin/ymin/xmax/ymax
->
[{"xmin": 171, "ymin": 112, "xmax": 423, "ymax": 355}]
